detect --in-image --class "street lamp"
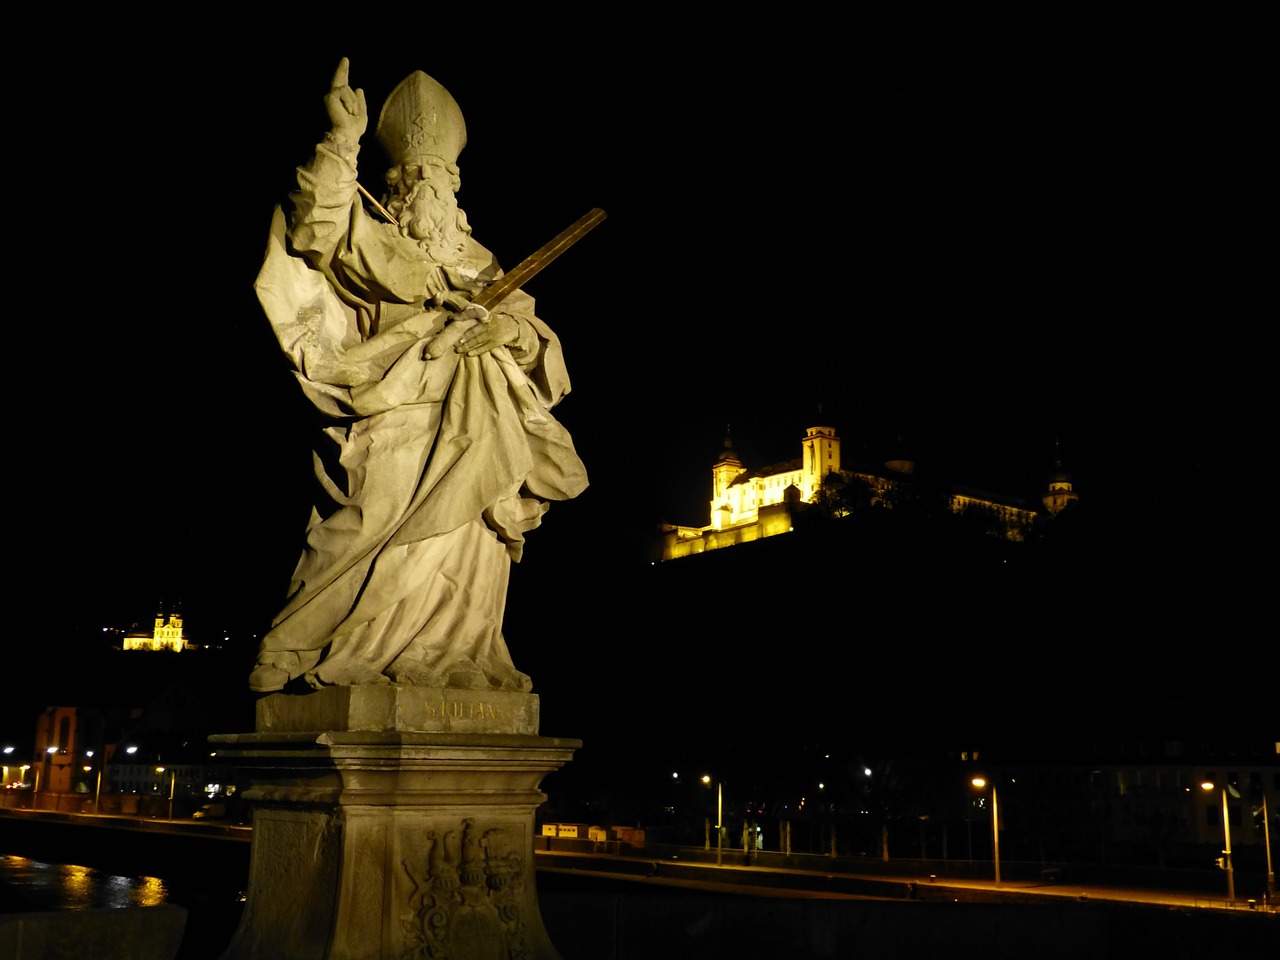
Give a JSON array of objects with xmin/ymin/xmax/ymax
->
[
  {"xmin": 702, "ymin": 775, "xmax": 723, "ymax": 866},
  {"xmin": 1259, "ymin": 793, "xmax": 1276, "ymax": 901},
  {"xmin": 85, "ymin": 764, "xmax": 104, "ymax": 814},
  {"xmin": 971, "ymin": 777, "xmax": 1001, "ymax": 885},
  {"xmin": 40, "ymin": 744, "xmax": 58, "ymax": 802},
  {"xmin": 1201, "ymin": 780, "xmax": 1238, "ymax": 901},
  {"xmin": 82, "ymin": 750, "xmax": 102, "ymax": 814},
  {"xmin": 157, "ymin": 767, "xmax": 176, "ymax": 820}
]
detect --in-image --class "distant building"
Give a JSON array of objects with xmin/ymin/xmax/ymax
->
[
  {"xmin": 12, "ymin": 687, "xmax": 237, "ymax": 808},
  {"xmin": 31, "ymin": 705, "xmax": 122, "ymax": 794},
  {"xmin": 123, "ymin": 607, "xmax": 190, "ymax": 652},
  {"xmin": 962, "ymin": 739, "xmax": 1280, "ymax": 866},
  {"xmin": 658, "ymin": 425, "xmax": 1075, "ymax": 561}
]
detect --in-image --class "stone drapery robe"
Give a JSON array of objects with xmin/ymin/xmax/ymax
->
[{"xmin": 249, "ymin": 135, "xmax": 587, "ymax": 693}]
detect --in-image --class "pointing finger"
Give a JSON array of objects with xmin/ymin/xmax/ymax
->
[{"xmin": 331, "ymin": 57, "xmax": 350, "ymax": 90}]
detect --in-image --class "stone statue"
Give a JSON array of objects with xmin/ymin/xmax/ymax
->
[{"xmin": 248, "ymin": 59, "xmax": 588, "ymax": 694}]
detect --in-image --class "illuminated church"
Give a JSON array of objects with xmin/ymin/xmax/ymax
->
[
  {"xmin": 658, "ymin": 425, "xmax": 1077, "ymax": 561},
  {"xmin": 122, "ymin": 607, "xmax": 190, "ymax": 652}
]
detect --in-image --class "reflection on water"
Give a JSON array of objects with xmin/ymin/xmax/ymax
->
[{"xmin": 1, "ymin": 854, "xmax": 169, "ymax": 910}]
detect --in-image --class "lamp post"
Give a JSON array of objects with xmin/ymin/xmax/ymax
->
[
  {"xmin": 83, "ymin": 750, "xmax": 102, "ymax": 815},
  {"xmin": 971, "ymin": 777, "xmax": 1001, "ymax": 885},
  {"xmin": 702, "ymin": 775, "xmax": 723, "ymax": 866},
  {"xmin": 1260, "ymin": 793, "xmax": 1275, "ymax": 900},
  {"xmin": 42, "ymin": 744, "xmax": 57, "ymax": 803},
  {"xmin": 157, "ymin": 767, "xmax": 176, "ymax": 820},
  {"xmin": 1202, "ymin": 780, "xmax": 1236, "ymax": 901}
]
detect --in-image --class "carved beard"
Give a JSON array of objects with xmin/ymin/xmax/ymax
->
[{"xmin": 395, "ymin": 183, "xmax": 472, "ymax": 266}]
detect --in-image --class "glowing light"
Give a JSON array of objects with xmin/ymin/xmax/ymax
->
[
  {"xmin": 125, "ymin": 746, "xmax": 138, "ymax": 755},
  {"xmin": 45, "ymin": 746, "xmax": 58, "ymax": 755},
  {"xmin": 971, "ymin": 777, "xmax": 987, "ymax": 789},
  {"xmin": 135, "ymin": 876, "xmax": 167, "ymax": 908},
  {"xmin": 59, "ymin": 864, "xmax": 96, "ymax": 909},
  {"xmin": 2, "ymin": 747, "xmax": 12, "ymax": 755}
]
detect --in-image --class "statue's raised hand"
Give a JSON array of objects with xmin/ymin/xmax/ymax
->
[{"xmin": 325, "ymin": 57, "xmax": 367, "ymax": 143}]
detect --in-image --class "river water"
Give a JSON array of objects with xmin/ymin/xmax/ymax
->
[
  {"xmin": 1, "ymin": 848, "xmax": 249, "ymax": 960},
  {"xmin": 1, "ymin": 853, "xmax": 186, "ymax": 910}
]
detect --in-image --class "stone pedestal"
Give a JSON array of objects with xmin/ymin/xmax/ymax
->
[{"xmin": 211, "ymin": 687, "xmax": 578, "ymax": 960}]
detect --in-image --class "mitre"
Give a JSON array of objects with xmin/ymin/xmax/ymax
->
[{"xmin": 376, "ymin": 71, "xmax": 467, "ymax": 168}]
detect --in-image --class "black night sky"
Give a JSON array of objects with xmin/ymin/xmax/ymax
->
[{"xmin": 14, "ymin": 20, "xmax": 1273, "ymax": 761}]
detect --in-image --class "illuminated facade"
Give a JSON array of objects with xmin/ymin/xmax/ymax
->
[
  {"xmin": 659, "ymin": 425, "xmax": 1071, "ymax": 561},
  {"xmin": 123, "ymin": 609, "xmax": 189, "ymax": 652}
]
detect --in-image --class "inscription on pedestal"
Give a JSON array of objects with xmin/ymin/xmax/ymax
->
[
  {"xmin": 256, "ymin": 685, "xmax": 540, "ymax": 735},
  {"xmin": 426, "ymin": 699, "xmax": 500, "ymax": 720}
]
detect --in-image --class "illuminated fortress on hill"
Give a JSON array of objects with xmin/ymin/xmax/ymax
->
[{"xmin": 658, "ymin": 425, "xmax": 1078, "ymax": 561}]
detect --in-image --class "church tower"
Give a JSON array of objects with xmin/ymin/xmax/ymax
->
[
  {"xmin": 710, "ymin": 429, "xmax": 745, "ymax": 532},
  {"xmin": 711, "ymin": 429, "xmax": 744, "ymax": 500},
  {"xmin": 1042, "ymin": 446, "xmax": 1079, "ymax": 515},
  {"xmin": 800, "ymin": 426, "xmax": 840, "ymax": 502}
]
